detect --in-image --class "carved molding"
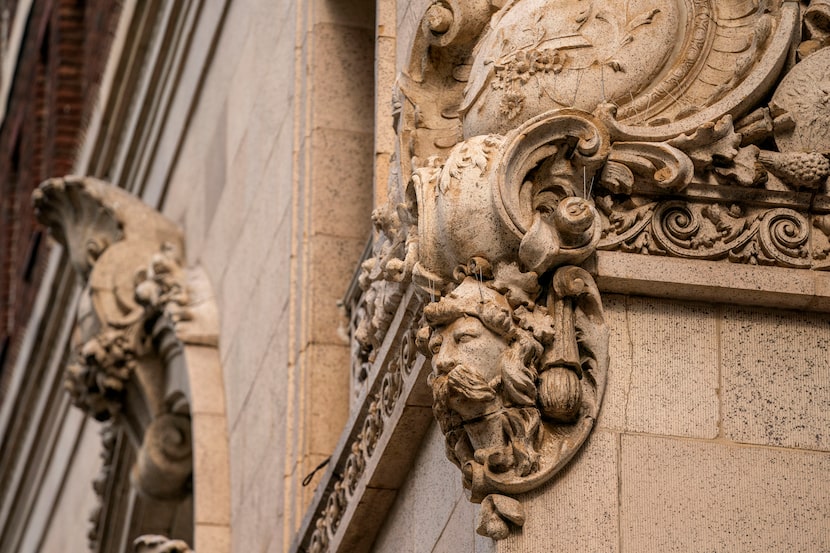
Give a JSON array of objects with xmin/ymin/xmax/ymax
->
[
  {"xmin": 314, "ymin": 0, "xmax": 830, "ymax": 546},
  {"xmin": 33, "ymin": 176, "xmax": 189, "ymax": 423}
]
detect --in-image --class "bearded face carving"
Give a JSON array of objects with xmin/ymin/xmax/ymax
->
[{"xmin": 417, "ymin": 261, "xmax": 608, "ymax": 539}]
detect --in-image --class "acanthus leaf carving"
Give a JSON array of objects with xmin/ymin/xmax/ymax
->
[{"xmin": 33, "ymin": 176, "xmax": 189, "ymax": 422}]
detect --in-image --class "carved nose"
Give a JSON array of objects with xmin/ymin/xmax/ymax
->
[{"xmin": 433, "ymin": 343, "xmax": 457, "ymax": 374}]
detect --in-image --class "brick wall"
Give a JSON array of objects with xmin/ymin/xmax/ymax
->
[{"xmin": 0, "ymin": 0, "xmax": 121, "ymax": 403}]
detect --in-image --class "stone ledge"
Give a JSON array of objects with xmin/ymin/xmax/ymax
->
[{"xmin": 595, "ymin": 250, "xmax": 830, "ymax": 312}]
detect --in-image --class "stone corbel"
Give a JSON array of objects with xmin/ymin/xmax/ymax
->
[
  {"xmin": 407, "ymin": 110, "xmax": 611, "ymax": 539},
  {"xmin": 32, "ymin": 176, "xmax": 195, "ymax": 501}
]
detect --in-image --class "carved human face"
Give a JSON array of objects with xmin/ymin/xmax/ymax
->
[{"xmin": 431, "ymin": 316, "xmax": 507, "ymax": 383}]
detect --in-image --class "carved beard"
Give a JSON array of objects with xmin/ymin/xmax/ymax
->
[{"xmin": 431, "ymin": 356, "xmax": 542, "ymax": 479}]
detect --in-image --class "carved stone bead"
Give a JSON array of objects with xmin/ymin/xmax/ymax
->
[{"xmin": 538, "ymin": 366, "xmax": 583, "ymax": 423}]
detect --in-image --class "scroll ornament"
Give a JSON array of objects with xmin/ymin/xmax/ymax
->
[
  {"xmin": 351, "ymin": 0, "xmax": 830, "ymax": 542},
  {"xmin": 33, "ymin": 176, "xmax": 194, "ymax": 501}
]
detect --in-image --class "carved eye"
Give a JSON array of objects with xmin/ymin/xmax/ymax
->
[
  {"xmin": 430, "ymin": 335, "xmax": 443, "ymax": 355},
  {"xmin": 455, "ymin": 332, "xmax": 479, "ymax": 344}
]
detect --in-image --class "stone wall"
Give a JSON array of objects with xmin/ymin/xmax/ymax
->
[
  {"xmin": 4, "ymin": 1, "xmax": 830, "ymax": 552},
  {"xmin": 162, "ymin": 0, "xmax": 375, "ymax": 551},
  {"xmin": 374, "ymin": 295, "xmax": 830, "ymax": 551}
]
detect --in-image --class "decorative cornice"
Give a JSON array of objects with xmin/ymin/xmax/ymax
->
[{"xmin": 294, "ymin": 288, "xmax": 429, "ymax": 553}]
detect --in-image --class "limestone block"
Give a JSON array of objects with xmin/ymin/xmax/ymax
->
[
  {"xmin": 231, "ymin": 442, "xmax": 284, "ymax": 553},
  {"xmin": 499, "ymin": 430, "xmax": 618, "ymax": 553},
  {"xmin": 625, "ymin": 298, "xmax": 719, "ymax": 438},
  {"xmin": 306, "ymin": 343, "xmax": 352, "ymax": 456},
  {"xmin": 184, "ymin": 346, "xmax": 226, "ymax": 417},
  {"xmin": 620, "ymin": 434, "xmax": 830, "ymax": 552},
  {"xmin": 371, "ymin": 483, "xmax": 415, "ymax": 553},
  {"xmin": 721, "ymin": 306, "xmax": 830, "ymax": 451},
  {"xmin": 373, "ymin": 422, "xmax": 465, "ymax": 553},
  {"xmin": 311, "ymin": 24, "xmax": 375, "ymax": 133},
  {"xmin": 309, "ymin": 128, "xmax": 374, "ymax": 240},
  {"xmin": 377, "ymin": 0, "xmax": 396, "ymax": 38},
  {"xmin": 395, "ymin": 1, "xmax": 422, "ymax": 72},
  {"xmin": 252, "ymin": 0, "xmax": 295, "ymax": 62},
  {"xmin": 432, "ymin": 497, "xmax": 477, "ymax": 553},
  {"xmin": 193, "ymin": 413, "xmax": 232, "ymax": 526},
  {"xmin": 375, "ymin": 35, "xmax": 397, "ymax": 153},
  {"xmin": 226, "ymin": 31, "xmax": 260, "ymax": 165},
  {"xmin": 229, "ymin": 212, "xmax": 292, "ymax": 356},
  {"xmin": 308, "ymin": 235, "xmax": 367, "ymax": 345},
  {"xmin": 596, "ymin": 295, "xmax": 632, "ymax": 431},
  {"xmin": 410, "ymin": 427, "xmax": 465, "ymax": 553},
  {"xmin": 194, "ymin": 524, "xmax": 230, "ymax": 553},
  {"xmin": 245, "ymin": 26, "xmax": 296, "ymax": 186},
  {"xmin": 226, "ymin": 340, "xmax": 288, "ymax": 514},
  {"xmin": 221, "ymin": 213, "xmax": 292, "ymax": 425}
]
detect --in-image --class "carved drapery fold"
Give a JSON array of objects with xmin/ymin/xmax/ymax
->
[{"xmin": 326, "ymin": 0, "xmax": 830, "ymax": 545}]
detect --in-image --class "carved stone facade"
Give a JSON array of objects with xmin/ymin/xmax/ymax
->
[
  {"xmin": 2, "ymin": 1, "xmax": 830, "ymax": 553},
  {"xmin": 32, "ymin": 176, "xmax": 201, "ymax": 550},
  {"xmin": 300, "ymin": 0, "xmax": 830, "ymax": 549}
]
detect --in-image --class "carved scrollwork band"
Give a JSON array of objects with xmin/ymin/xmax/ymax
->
[
  {"xmin": 597, "ymin": 198, "xmax": 829, "ymax": 269},
  {"xmin": 308, "ymin": 322, "xmax": 421, "ymax": 553}
]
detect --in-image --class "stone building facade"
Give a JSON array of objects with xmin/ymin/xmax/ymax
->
[{"xmin": 0, "ymin": 1, "xmax": 829, "ymax": 552}]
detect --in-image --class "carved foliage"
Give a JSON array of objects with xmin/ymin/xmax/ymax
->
[
  {"xmin": 338, "ymin": 0, "xmax": 830, "ymax": 547},
  {"xmin": 33, "ymin": 176, "xmax": 197, "ymax": 543},
  {"xmin": 307, "ymin": 330, "xmax": 418, "ymax": 553},
  {"xmin": 597, "ymin": 198, "xmax": 818, "ymax": 268},
  {"xmin": 34, "ymin": 176, "xmax": 189, "ymax": 421}
]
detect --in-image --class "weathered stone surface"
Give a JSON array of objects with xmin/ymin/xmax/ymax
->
[
  {"xmin": 721, "ymin": 305, "xmax": 830, "ymax": 451},
  {"xmin": 595, "ymin": 295, "xmax": 631, "ymax": 431},
  {"xmin": 625, "ymin": 298, "xmax": 719, "ymax": 438},
  {"xmin": 501, "ymin": 430, "xmax": 618, "ymax": 553},
  {"xmin": 337, "ymin": 0, "xmax": 830, "ymax": 545},
  {"xmin": 620, "ymin": 434, "xmax": 830, "ymax": 552},
  {"xmin": 372, "ymin": 423, "xmax": 465, "ymax": 553}
]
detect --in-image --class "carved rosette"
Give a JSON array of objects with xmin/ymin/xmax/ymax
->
[{"xmin": 346, "ymin": 0, "xmax": 830, "ymax": 544}]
